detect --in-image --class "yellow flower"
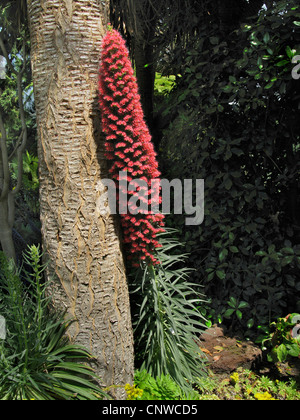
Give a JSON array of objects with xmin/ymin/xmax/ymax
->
[
  {"xmin": 230, "ymin": 372, "xmax": 239, "ymax": 385},
  {"xmin": 254, "ymin": 391, "xmax": 276, "ymax": 400},
  {"xmin": 125, "ymin": 384, "xmax": 143, "ymax": 400}
]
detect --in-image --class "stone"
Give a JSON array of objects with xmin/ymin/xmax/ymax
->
[{"xmin": 199, "ymin": 325, "xmax": 262, "ymax": 374}]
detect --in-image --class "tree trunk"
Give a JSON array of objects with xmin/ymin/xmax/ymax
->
[
  {"xmin": 132, "ymin": 2, "xmax": 157, "ymax": 144},
  {"xmin": 134, "ymin": 37, "xmax": 155, "ymax": 136},
  {"xmin": 27, "ymin": 0, "xmax": 134, "ymax": 398},
  {"xmin": 0, "ymin": 196, "xmax": 16, "ymax": 262}
]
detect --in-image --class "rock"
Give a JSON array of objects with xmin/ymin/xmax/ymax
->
[{"xmin": 199, "ymin": 325, "xmax": 262, "ymax": 374}]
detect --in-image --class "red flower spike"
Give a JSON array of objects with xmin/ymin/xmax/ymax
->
[{"xmin": 98, "ymin": 28, "xmax": 165, "ymax": 266}]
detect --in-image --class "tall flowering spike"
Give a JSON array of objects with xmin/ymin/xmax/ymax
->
[{"xmin": 99, "ymin": 28, "xmax": 165, "ymax": 266}]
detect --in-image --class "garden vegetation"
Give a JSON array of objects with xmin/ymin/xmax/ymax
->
[{"xmin": 0, "ymin": 0, "xmax": 299, "ymax": 400}]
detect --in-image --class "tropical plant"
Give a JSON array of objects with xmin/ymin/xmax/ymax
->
[
  {"xmin": 0, "ymin": 245, "xmax": 109, "ymax": 400},
  {"xmin": 129, "ymin": 229, "xmax": 207, "ymax": 390},
  {"xmin": 256, "ymin": 313, "xmax": 300, "ymax": 362},
  {"xmin": 99, "ymin": 27, "xmax": 165, "ymax": 267},
  {"xmin": 98, "ymin": 28, "xmax": 208, "ymax": 389}
]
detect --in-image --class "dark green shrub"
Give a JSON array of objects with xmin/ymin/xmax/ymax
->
[{"xmin": 159, "ymin": 1, "xmax": 300, "ymax": 334}]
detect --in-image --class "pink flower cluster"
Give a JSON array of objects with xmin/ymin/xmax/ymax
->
[{"xmin": 98, "ymin": 28, "xmax": 165, "ymax": 267}]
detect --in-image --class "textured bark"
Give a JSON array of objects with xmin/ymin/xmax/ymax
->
[
  {"xmin": 27, "ymin": 0, "xmax": 134, "ymax": 398},
  {"xmin": 0, "ymin": 200, "xmax": 16, "ymax": 261}
]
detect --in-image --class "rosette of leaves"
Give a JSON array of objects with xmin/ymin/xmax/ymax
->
[{"xmin": 129, "ymin": 229, "xmax": 208, "ymax": 390}]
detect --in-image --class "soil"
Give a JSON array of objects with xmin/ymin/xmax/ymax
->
[
  {"xmin": 199, "ymin": 325, "xmax": 262, "ymax": 375},
  {"xmin": 199, "ymin": 324, "xmax": 300, "ymax": 381}
]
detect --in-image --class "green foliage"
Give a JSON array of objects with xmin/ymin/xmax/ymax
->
[
  {"xmin": 129, "ymin": 368, "xmax": 300, "ymax": 400},
  {"xmin": 256, "ymin": 313, "xmax": 300, "ymax": 362},
  {"xmin": 195, "ymin": 367, "xmax": 300, "ymax": 400},
  {"xmin": 1, "ymin": 2, "xmax": 38, "ymax": 253},
  {"xmin": 11, "ymin": 150, "xmax": 39, "ymax": 193},
  {"xmin": 0, "ymin": 246, "xmax": 108, "ymax": 400},
  {"xmin": 224, "ymin": 297, "xmax": 250, "ymax": 323},
  {"xmin": 131, "ymin": 370, "xmax": 183, "ymax": 400},
  {"xmin": 159, "ymin": 0, "xmax": 300, "ymax": 334},
  {"xmin": 127, "ymin": 369, "xmax": 201, "ymax": 400},
  {"xmin": 154, "ymin": 73, "xmax": 176, "ymax": 96},
  {"xmin": 129, "ymin": 229, "xmax": 207, "ymax": 391},
  {"xmin": 11, "ymin": 151, "xmax": 40, "ymax": 228},
  {"xmin": 0, "ymin": 4, "xmax": 33, "ymax": 149},
  {"xmin": 11, "ymin": 151, "xmax": 40, "ymax": 241}
]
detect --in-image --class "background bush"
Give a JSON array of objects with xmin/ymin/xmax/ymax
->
[{"xmin": 158, "ymin": 0, "xmax": 300, "ymax": 334}]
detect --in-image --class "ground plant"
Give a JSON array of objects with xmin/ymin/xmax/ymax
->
[
  {"xmin": 257, "ymin": 313, "xmax": 300, "ymax": 362},
  {"xmin": 124, "ymin": 367, "xmax": 300, "ymax": 400},
  {"xmin": 0, "ymin": 246, "xmax": 108, "ymax": 400},
  {"xmin": 195, "ymin": 368, "xmax": 300, "ymax": 400}
]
